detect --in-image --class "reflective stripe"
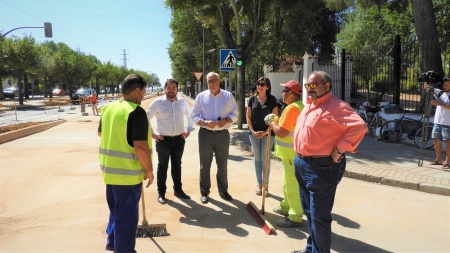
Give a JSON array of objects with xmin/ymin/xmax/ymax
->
[
  {"xmin": 99, "ymin": 147, "xmax": 138, "ymax": 160},
  {"xmin": 275, "ymin": 140, "xmax": 294, "ymax": 148},
  {"xmin": 101, "ymin": 165, "xmax": 144, "ymax": 176}
]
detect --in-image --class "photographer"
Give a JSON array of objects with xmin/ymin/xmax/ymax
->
[{"xmin": 422, "ymin": 71, "xmax": 450, "ymax": 169}]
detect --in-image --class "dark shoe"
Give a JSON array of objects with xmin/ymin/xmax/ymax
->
[
  {"xmin": 105, "ymin": 245, "xmax": 114, "ymax": 251},
  {"xmin": 174, "ymin": 190, "xmax": 191, "ymax": 199},
  {"xmin": 272, "ymin": 206, "xmax": 288, "ymax": 217},
  {"xmin": 291, "ymin": 250, "xmax": 309, "ymax": 253},
  {"xmin": 200, "ymin": 195, "xmax": 209, "ymax": 204},
  {"xmin": 219, "ymin": 192, "xmax": 233, "ymax": 201},
  {"xmin": 158, "ymin": 195, "xmax": 166, "ymax": 204},
  {"xmin": 276, "ymin": 217, "xmax": 303, "ymax": 227}
]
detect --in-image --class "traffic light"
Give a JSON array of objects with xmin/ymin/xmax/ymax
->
[
  {"xmin": 236, "ymin": 45, "xmax": 243, "ymax": 67},
  {"xmin": 44, "ymin": 22, "xmax": 52, "ymax": 38}
]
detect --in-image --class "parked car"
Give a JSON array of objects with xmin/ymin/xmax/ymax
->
[
  {"xmin": 3, "ymin": 87, "xmax": 19, "ymax": 99},
  {"xmin": 52, "ymin": 88, "xmax": 66, "ymax": 96},
  {"xmin": 71, "ymin": 88, "xmax": 95, "ymax": 104}
]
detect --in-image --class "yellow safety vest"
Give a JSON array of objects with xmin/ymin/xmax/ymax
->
[
  {"xmin": 99, "ymin": 100, "xmax": 152, "ymax": 185},
  {"xmin": 274, "ymin": 101, "xmax": 304, "ymax": 160}
]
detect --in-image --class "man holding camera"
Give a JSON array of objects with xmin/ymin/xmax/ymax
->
[{"xmin": 423, "ymin": 72, "xmax": 450, "ymax": 170}]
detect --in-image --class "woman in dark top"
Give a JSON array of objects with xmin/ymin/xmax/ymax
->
[{"xmin": 246, "ymin": 77, "xmax": 278, "ymax": 196}]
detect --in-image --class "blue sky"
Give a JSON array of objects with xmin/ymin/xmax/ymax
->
[{"xmin": 0, "ymin": 0, "xmax": 173, "ymax": 82}]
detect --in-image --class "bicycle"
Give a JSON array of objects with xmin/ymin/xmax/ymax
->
[
  {"xmin": 378, "ymin": 111, "xmax": 434, "ymax": 149},
  {"xmin": 358, "ymin": 103, "xmax": 385, "ymax": 137}
]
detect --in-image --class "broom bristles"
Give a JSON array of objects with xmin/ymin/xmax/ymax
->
[
  {"xmin": 246, "ymin": 201, "xmax": 276, "ymax": 235},
  {"xmin": 136, "ymin": 223, "xmax": 168, "ymax": 238}
]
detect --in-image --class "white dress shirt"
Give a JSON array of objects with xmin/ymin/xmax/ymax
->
[
  {"xmin": 146, "ymin": 96, "xmax": 195, "ymax": 136},
  {"xmin": 191, "ymin": 89, "xmax": 239, "ymax": 130}
]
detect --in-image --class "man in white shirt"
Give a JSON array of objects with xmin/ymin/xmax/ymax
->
[
  {"xmin": 425, "ymin": 75, "xmax": 450, "ymax": 170},
  {"xmin": 147, "ymin": 79, "xmax": 195, "ymax": 204},
  {"xmin": 191, "ymin": 72, "xmax": 239, "ymax": 204}
]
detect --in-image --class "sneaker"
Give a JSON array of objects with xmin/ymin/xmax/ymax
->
[
  {"xmin": 272, "ymin": 206, "xmax": 288, "ymax": 217},
  {"xmin": 276, "ymin": 218, "xmax": 302, "ymax": 227}
]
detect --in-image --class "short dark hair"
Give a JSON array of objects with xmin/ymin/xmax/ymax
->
[
  {"xmin": 121, "ymin": 74, "xmax": 147, "ymax": 95},
  {"xmin": 165, "ymin": 78, "xmax": 179, "ymax": 88}
]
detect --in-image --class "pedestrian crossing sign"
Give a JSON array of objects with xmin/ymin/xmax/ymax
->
[{"xmin": 220, "ymin": 49, "xmax": 236, "ymax": 71}]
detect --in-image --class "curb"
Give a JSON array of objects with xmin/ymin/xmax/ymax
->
[
  {"xmin": 0, "ymin": 119, "xmax": 66, "ymax": 144},
  {"xmin": 230, "ymin": 134, "xmax": 450, "ymax": 196}
]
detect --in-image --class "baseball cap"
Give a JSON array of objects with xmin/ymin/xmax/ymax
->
[{"xmin": 280, "ymin": 80, "xmax": 302, "ymax": 95}]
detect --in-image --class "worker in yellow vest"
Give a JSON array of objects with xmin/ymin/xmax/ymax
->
[
  {"xmin": 98, "ymin": 74, "xmax": 154, "ymax": 253},
  {"xmin": 265, "ymin": 80, "xmax": 304, "ymax": 227}
]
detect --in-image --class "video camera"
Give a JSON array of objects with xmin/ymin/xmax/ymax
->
[{"xmin": 418, "ymin": 70, "xmax": 443, "ymax": 89}]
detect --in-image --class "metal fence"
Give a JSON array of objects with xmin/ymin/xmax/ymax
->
[{"xmin": 320, "ymin": 36, "xmax": 450, "ymax": 113}]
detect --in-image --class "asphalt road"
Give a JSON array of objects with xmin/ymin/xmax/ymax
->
[{"xmin": 0, "ymin": 95, "xmax": 449, "ymax": 253}]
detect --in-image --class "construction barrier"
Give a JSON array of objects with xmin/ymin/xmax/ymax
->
[
  {"xmin": 43, "ymin": 97, "xmax": 72, "ymax": 114},
  {"xmin": 0, "ymin": 100, "xmax": 18, "ymax": 120}
]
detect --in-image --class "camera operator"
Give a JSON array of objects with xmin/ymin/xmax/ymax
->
[{"xmin": 423, "ymin": 71, "xmax": 450, "ymax": 169}]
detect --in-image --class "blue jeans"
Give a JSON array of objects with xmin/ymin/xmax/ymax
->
[
  {"xmin": 105, "ymin": 183, "xmax": 141, "ymax": 253},
  {"xmin": 155, "ymin": 135, "xmax": 186, "ymax": 195},
  {"xmin": 249, "ymin": 134, "xmax": 275, "ymax": 185},
  {"xmin": 294, "ymin": 155, "xmax": 346, "ymax": 253}
]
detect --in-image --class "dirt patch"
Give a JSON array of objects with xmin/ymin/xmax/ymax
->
[{"xmin": 0, "ymin": 122, "xmax": 48, "ymax": 134}]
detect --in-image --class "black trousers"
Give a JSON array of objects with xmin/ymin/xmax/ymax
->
[{"xmin": 156, "ymin": 135, "xmax": 186, "ymax": 195}]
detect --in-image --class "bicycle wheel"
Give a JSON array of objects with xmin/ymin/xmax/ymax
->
[
  {"xmin": 414, "ymin": 125, "xmax": 434, "ymax": 149},
  {"xmin": 359, "ymin": 112, "xmax": 367, "ymax": 123},
  {"xmin": 379, "ymin": 120, "xmax": 403, "ymax": 142},
  {"xmin": 370, "ymin": 116, "xmax": 386, "ymax": 137}
]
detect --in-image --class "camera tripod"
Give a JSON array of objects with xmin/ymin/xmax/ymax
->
[{"xmin": 418, "ymin": 87, "xmax": 435, "ymax": 166}]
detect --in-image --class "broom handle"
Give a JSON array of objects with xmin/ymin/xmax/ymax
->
[
  {"xmin": 261, "ymin": 124, "xmax": 272, "ymax": 214},
  {"xmin": 141, "ymin": 183, "xmax": 147, "ymax": 222}
]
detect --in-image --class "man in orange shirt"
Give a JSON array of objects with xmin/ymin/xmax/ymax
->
[
  {"xmin": 265, "ymin": 80, "xmax": 304, "ymax": 228},
  {"xmin": 292, "ymin": 71, "xmax": 367, "ymax": 253}
]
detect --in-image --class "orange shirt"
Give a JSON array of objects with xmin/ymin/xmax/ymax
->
[
  {"xmin": 294, "ymin": 91, "xmax": 367, "ymax": 156},
  {"xmin": 89, "ymin": 94, "xmax": 97, "ymax": 103},
  {"xmin": 279, "ymin": 103, "xmax": 302, "ymax": 131}
]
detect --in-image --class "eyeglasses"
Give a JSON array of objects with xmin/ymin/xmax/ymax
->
[
  {"xmin": 207, "ymin": 79, "xmax": 219, "ymax": 83},
  {"xmin": 304, "ymin": 82, "xmax": 326, "ymax": 89},
  {"xmin": 257, "ymin": 82, "xmax": 266, "ymax": 87},
  {"xmin": 282, "ymin": 89, "xmax": 290, "ymax": 93}
]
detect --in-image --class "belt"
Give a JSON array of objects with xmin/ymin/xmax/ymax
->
[
  {"xmin": 202, "ymin": 128, "xmax": 228, "ymax": 133},
  {"xmin": 297, "ymin": 154, "xmax": 330, "ymax": 159},
  {"xmin": 162, "ymin": 135, "xmax": 182, "ymax": 138}
]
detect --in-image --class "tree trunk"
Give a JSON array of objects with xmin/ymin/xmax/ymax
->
[{"xmin": 411, "ymin": 0, "xmax": 443, "ymax": 79}]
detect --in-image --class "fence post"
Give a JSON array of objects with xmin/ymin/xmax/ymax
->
[
  {"xmin": 393, "ymin": 35, "xmax": 401, "ymax": 105},
  {"xmin": 341, "ymin": 49, "xmax": 346, "ymax": 101}
]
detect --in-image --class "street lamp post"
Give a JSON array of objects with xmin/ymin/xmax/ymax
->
[{"xmin": 202, "ymin": 26, "xmax": 205, "ymax": 91}]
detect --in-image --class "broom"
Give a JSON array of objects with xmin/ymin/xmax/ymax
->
[
  {"xmin": 136, "ymin": 184, "xmax": 168, "ymax": 237},
  {"xmin": 246, "ymin": 124, "xmax": 276, "ymax": 235}
]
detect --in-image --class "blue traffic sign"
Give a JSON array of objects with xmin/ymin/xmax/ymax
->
[{"xmin": 220, "ymin": 49, "xmax": 236, "ymax": 71}]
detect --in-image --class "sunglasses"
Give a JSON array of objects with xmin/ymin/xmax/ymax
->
[
  {"xmin": 257, "ymin": 82, "xmax": 266, "ymax": 87},
  {"xmin": 304, "ymin": 82, "xmax": 326, "ymax": 89},
  {"xmin": 282, "ymin": 89, "xmax": 291, "ymax": 93}
]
